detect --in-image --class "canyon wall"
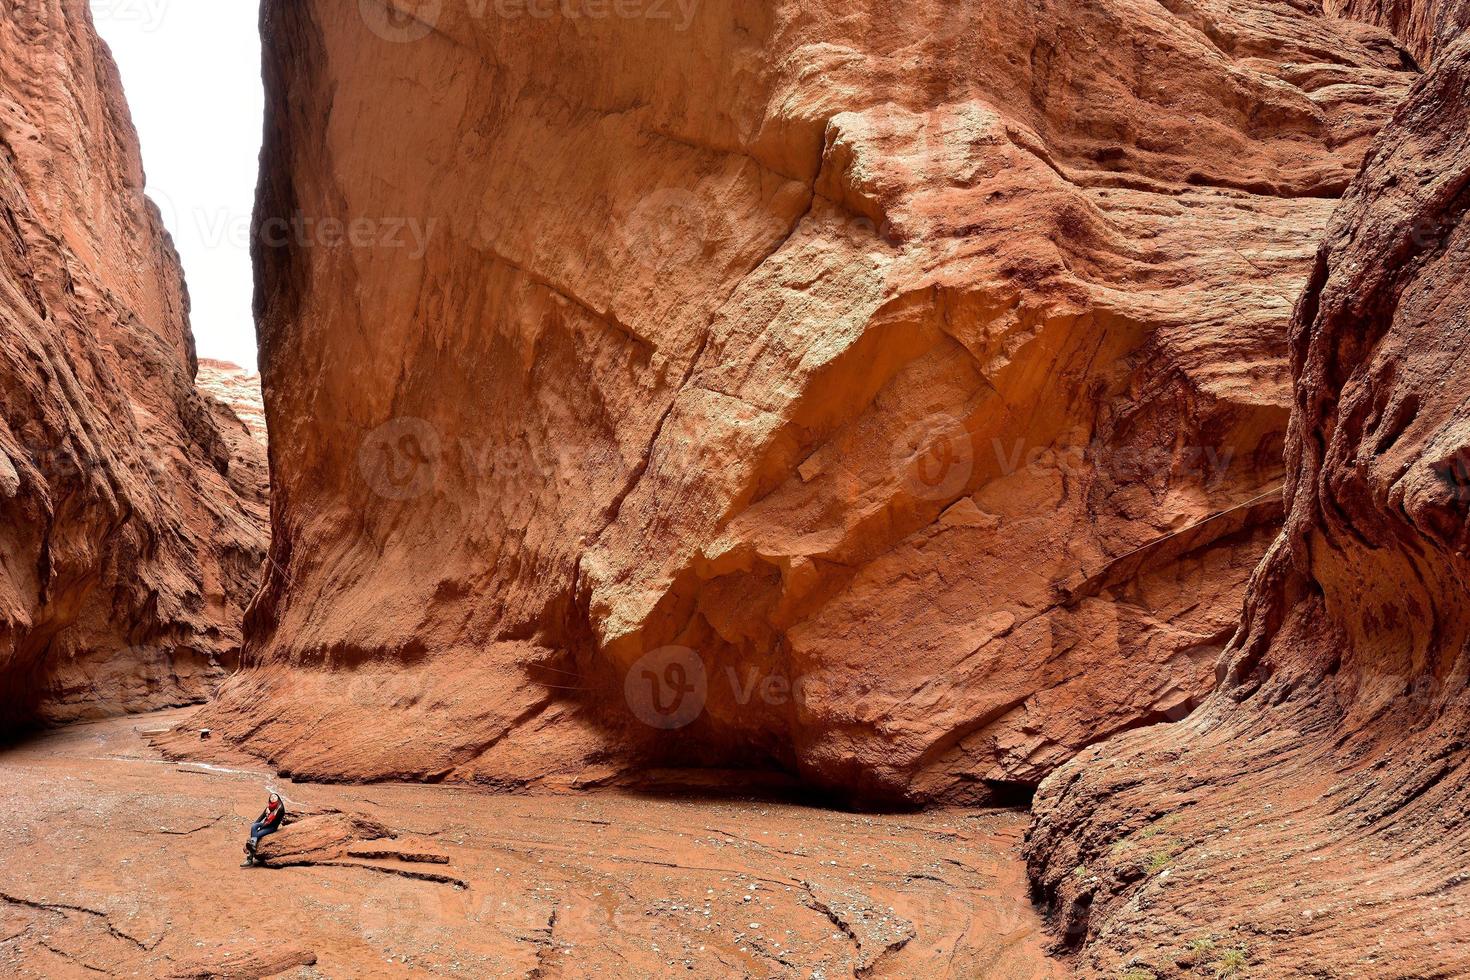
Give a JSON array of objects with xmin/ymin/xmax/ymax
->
[
  {"xmin": 1328, "ymin": 0, "xmax": 1470, "ymax": 63},
  {"xmin": 0, "ymin": 2, "xmax": 268, "ymax": 726},
  {"xmin": 200, "ymin": 0, "xmax": 1414, "ymax": 801},
  {"xmin": 1027, "ymin": 35, "xmax": 1470, "ymax": 976},
  {"xmin": 198, "ymin": 358, "xmax": 269, "ymax": 447}
]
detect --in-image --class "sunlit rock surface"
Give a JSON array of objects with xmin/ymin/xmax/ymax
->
[
  {"xmin": 199, "ymin": 0, "xmax": 1412, "ymax": 803},
  {"xmin": 1328, "ymin": 0, "xmax": 1470, "ymax": 63}
]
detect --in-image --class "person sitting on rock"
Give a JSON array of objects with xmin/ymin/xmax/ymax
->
[{"xmin": 242, "ymin": 792, "xmax": 286, "ymax": 867}]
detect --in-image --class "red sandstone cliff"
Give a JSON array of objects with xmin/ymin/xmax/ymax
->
[
  {"xmin": 1026, "ymin": 35, "xmax": 1470, "ymax": 976},
  {"xmin": 1329, "ymin": 0, "xmax": 1470, "ymax": 64},
  {"xmin": 195, "ymin": 0, "xmax": 1417, "ymax": 798},
  {"xmin": 191, "ymin": 0, "xmax": 1417, "ymax": 801},
  {"xmin": 0, "ymin": 4, "xmax": 267, "ymax": 725}
]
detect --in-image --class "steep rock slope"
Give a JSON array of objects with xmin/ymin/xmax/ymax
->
[
  {"xmin": 203, "ymin": 0, "xmax": 1411, "ymax": 800},
  {"xmin": 1328, "ymin": 0, "xmax": 1470, "ymax": 64},
  {"xmin": 197, "ymin": 358, "xmax": 268, "ymax": 447},
  {"xmin": 1026, "ymin": 37, "xmax": 1470, "ymax": 977},
  {"xmin": 0, "ymin": 4, "xmax": 268, "ymax": 725}
]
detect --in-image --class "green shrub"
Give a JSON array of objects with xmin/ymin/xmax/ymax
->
[{"xmin": 1214, "ymin": 946, "xmax": 1249, "ymax": 977}]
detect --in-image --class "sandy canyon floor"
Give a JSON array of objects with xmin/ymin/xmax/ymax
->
[{"xmin": 0, "ymin": 711, "xmax": 1066, "ymax": 978}]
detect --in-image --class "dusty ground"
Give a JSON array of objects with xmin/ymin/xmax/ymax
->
[{"xmin": 0, "ymin": 710, "xmax": 1067, "ymax": 978}]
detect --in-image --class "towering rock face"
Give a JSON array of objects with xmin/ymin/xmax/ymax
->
[
  {"xmin": 208, "ymin": 0, "xmax": 1412, "ymax": 800},
  {"xmin": 1328, "ymin": 0, "xmax": 1470, "ymax": 64},
  {"xmin": 1027, "ymin": 37, "xmax": 1470, "ymax": 976},
  {"xmin": 0, "ymin": 3, "xmax": 268, "ymax": 726}
]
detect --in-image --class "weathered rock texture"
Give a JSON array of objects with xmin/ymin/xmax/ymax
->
[
  {"xmin": 203, "ymin": 0, "xmax": 1413, "ymax": 802},
  {"xmin": 1329, "ymin": 0, "xmax": 1470, "ymax": 64},
  {"xmin": 0, "ymin": 4, "xmax": 267, "ymax": 726},
  {"xmin": 1027, "ymin": 36, "xmax": 1470, "ymax": 976},
  {"xmin": 197, "ymin": 359, "xmax": 268, "ymax": 447}
]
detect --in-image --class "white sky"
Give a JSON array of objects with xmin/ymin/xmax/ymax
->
[{"xmin": 91, "ymin": 1, "xmax": 264, "ymax": 370}]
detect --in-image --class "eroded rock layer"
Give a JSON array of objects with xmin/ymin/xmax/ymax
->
[
  {"xmin": 1026, "ymin": 36, "xmax": 1470, "ymax": 976},
  {"xmin": 0, "ymin": 4, "xmax": 268, "ymax": 725},
  {"xmin": 205, "ymin": 0, "xmax": 1413, "ymax": 801},
  {"xmin": 1329, "ymin": 0, "xmax": 1470, "ymax": 64},
  {"xmin": 197, "ymin": 359, "xmax": 268, "ymax": 447}
]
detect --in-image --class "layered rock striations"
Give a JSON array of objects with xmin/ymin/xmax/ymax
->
[
  {"xmin": 1328, "ymin": 0, "xmax": 1470, "ymax": 64},
  {"xmin": 205, "ymin": 0, "xmax": 1413, "ymax": 800},
  {"xmin": 0, "ymin": 4, "xmax": 268, "ymax": 725},
  {"xmin": 197, "ymin": 358, "xmax": 268, "ymax": 447},
  {"xmin": 1027, "ymin": 36, "xmax": 1470, "ymax": 975}
]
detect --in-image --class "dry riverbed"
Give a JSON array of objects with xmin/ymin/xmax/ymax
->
[{"xmin": 0, "ymin": 710, "xmax": 1067, "ymax": 978}]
